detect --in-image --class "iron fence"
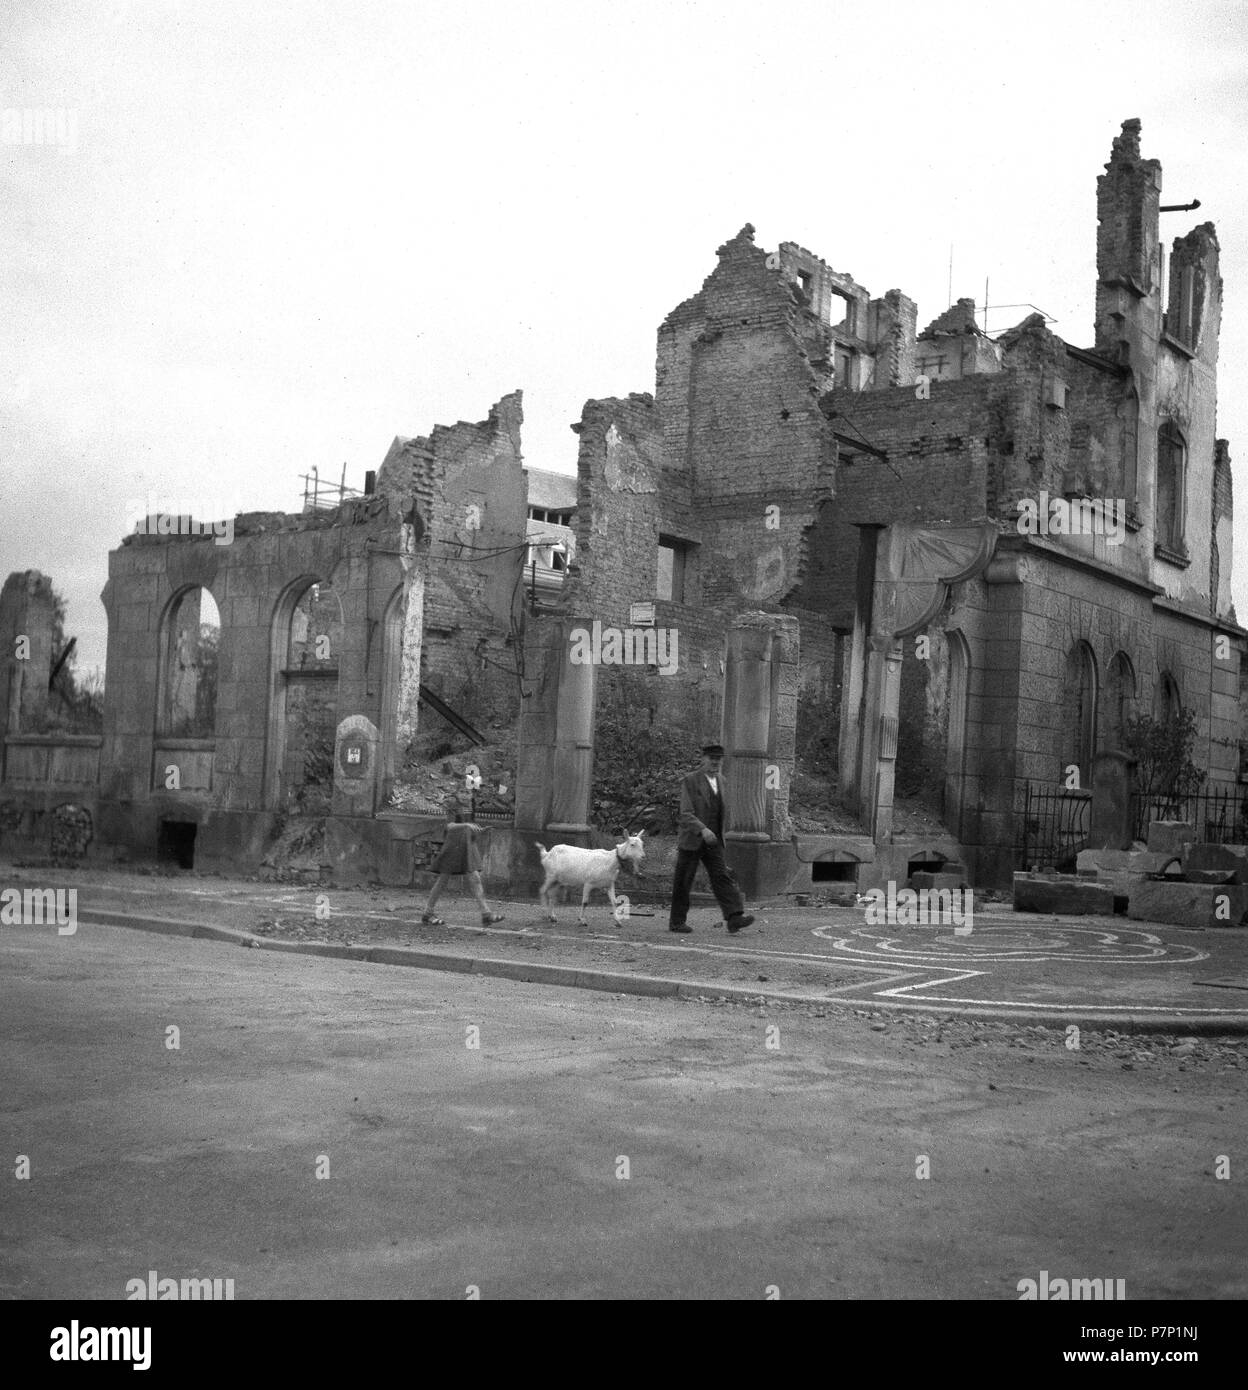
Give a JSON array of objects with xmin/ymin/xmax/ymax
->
[
  {"xmin": 1014, "ymin": 781, "xmax": 1091, "ymax": 869},
  {"xmin": 1130, "ymin": 786, "xmax": 1248, "ymax": 845}
]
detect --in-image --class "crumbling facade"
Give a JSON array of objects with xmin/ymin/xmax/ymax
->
[
  {"xmin": 3, "ymin": 118, "xmax": 1243, "ymax": 894},
  {"xmin": 375, "ymin": 391, "xmax": 528, "ymax": 730},
  {"xmin": 554, "ymin": 118, "xmax": 1245, "ymax": 887}
]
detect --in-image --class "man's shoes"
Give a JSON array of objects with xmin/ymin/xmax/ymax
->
[
  {"xmin": 668, "ymin": 923, "xmax": 692, "ymax": 933},
  {"xmin": 726, "ymin": 914, "xmax": 755, "ymax": 934}
]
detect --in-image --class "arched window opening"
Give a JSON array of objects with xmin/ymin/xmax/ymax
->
[
  {"xmin": 1154, "ymin": 670, "xmax": 1181, "ymax": 726},
  {"xmin": 288, "ymin": 582, "xmax": 343, "ymax": 670},
  {"xmin": 1156, "ymin": 423, "xmax": 1186, "ymax": 552},
  {"xmin": 272, "ymin": 579, "xmax": 344, "ymax": 814},
  {"xmin": 1105, "ymin": 652, "xmax": 1136, "ymax": 752},
  {"xmin": 1062, "ymin": 642, "xmax": 1098, "ymax": 783},
  {"xmin": 161, "ymin": 587, "xmax": 219, "ymax": 737}
]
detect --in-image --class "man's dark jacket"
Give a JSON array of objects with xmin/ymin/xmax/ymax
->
[{"xmin": 677, "ymin": 771, "xmax": 727, "ymax": 851}]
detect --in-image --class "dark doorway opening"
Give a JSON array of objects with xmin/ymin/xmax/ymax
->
[
  {"xmin": 812, "ymin": 860, "xmax": 857, "ymax": 883},
  {"xmin": 157, "ymin": 820, "xmax": 197, "ymax": 869}
]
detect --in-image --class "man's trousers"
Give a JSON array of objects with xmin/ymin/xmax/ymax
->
[{"xmin": 670, "ymin": 837, "xmax": 745, "ymax": 925}]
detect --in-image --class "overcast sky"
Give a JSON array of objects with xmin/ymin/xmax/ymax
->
[{"xmin": 3, "ymin": 0, "xmax": 1247, "ymax": 677}]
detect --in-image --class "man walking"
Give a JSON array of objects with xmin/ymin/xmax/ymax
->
[{"xmin": 669, "ymin": 743, "xmax": 756, "ymax": 935}]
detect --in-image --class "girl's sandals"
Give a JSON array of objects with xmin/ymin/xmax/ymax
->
[
  {"xmin": 481, "ymin": 912, "xmax": 505, "ymax": 925},
  {"xmin": 421, "ymin": 912, "xmax": 444, "ymax": 925}
]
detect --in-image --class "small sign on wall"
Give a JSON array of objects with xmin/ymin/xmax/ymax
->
[
  {"xmin": 332, "ymin": 715, "xmax": 380, "ymax": 814},
  {"xmin": 338, "ymin": 734, "xmax": 370, "ymax": 779}
]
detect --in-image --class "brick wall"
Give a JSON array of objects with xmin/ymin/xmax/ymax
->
[
  {"xmin": 810, "ymin": 376, "xmax": 994, "ymax": 629},
  {"xmin": 377, "ymin": 392, "xmax": 528, "ymax": 727}
]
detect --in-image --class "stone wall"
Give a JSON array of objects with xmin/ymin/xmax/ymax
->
[
  {"xmin": 0, "ymin": 570, "xmax": 60, "ymax": 734},
  {"xmin": 95, "ymin": 495, "xmax": 420, "ymax": 868}
]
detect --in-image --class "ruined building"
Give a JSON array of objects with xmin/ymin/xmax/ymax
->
[
  {"xmin": 535, "ymin": 117, "xmax": 1245, "ymax": 888},
  {"xmin": 1, "ymin": 119, "xmax": 1244, "ymax": 892}
]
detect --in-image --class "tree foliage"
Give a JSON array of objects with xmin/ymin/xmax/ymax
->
[{"xmin": 1120, "ymin": 707, "xmax": 1207, "ymax": 811}]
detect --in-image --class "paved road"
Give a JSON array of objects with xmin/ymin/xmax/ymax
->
[
  {"xmin": 1, "ymin": 921, "xmax": 1245, "ymax": 1299},
  {"xmin": 13, "ymin": 866, "xmax": 1248, "ymax": 1024}
]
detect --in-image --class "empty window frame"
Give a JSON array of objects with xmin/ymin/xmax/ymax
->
[
  {"xmin": 834, "ymin": 344, "xmax": 856, "ymax": 389},
  {"xmin": 656, "ymin": 536, "xmax": 690, "ymax": 603},
  {"xmin": 1178, "ymin": 264, "xmax": 1196, "ymax": 345},
  {"xmin": 1119, "ymin": 389, "xmax": 1139, "ymax": 505},
  {"xmin": 1156, "ymin": 423, "xmax": 1186, "ymax": 551},
  {"xmin": 834, "ymin": 292, "xmax": 859, "ymax": 337}
]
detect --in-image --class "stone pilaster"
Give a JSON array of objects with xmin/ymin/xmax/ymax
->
[
  {"xmin": 723, "ymin": 618, "xmax": 771, "ymax": 842},
  {"xmin": 549, "ymin": 619, "xmax": 596, "ymax": 834}
]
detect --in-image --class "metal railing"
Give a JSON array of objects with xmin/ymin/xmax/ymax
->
[
  {"xmin": 1131, "ymin": 786, "xmax": 1248, "ymax": 845},
  {"xmin": 1014, "ymin": 780, "xmax": 1091, "ymax": 869}
]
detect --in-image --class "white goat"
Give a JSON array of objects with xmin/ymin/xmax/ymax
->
[{"xmin": 536, "ymin": 832, "xmax": 646, "ymax": 925}]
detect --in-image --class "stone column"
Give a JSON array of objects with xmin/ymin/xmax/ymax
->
[
  {"xmin": 723, "ymin": 618, "xmax": 772, "ymax": 843},
  {"xmin": 838, "ymin": 526, "xmax": 883, "ymax": 813},
  {"xmin": 718, "ymin": 612, "xmax": 801, "ymax": 898},
  {"xmin": 548, "ymin": 618, "xmax": 596, "ymax": 834},
  {"xmin": 861, "ymin": 635, "xmax": 904, "ymax": 842},
  {"xmin": 769, "ymin": 616, "xmax": 800, "ymax": 838},
  {"xmin": 514, "ymin": 617, "xmax": 560, "ymax": 834},
  {"xmin": 394, "ymin": 525, "xmax": 425, "ymax": 756},
  {"xmin": 511, "ymin": 614, "xmax": 596, "ymax": 897}
]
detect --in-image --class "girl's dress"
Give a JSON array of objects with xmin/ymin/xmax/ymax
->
[{"xmin": 431, "ymin": 821, "xmax": 482, "ymax": 875}]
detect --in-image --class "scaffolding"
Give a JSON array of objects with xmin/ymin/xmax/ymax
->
[{"xmin": 300, "ymin": 465, "xmax": 367, "ymax": 514}]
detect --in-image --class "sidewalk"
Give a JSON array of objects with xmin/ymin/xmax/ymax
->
[{"xmin": 6, "ymin": 862, "xmax": 1248, "ymax": 1031}]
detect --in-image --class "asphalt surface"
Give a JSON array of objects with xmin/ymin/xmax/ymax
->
[
  {"xmin": 2, "ymin": 919, "xmax": 1246, "ymax": 1299},
  {"xmin": 10, "ymin": 864, "xmax": 1248, "ymax": 1028}
]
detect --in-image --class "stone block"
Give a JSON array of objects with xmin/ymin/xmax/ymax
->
[
  {"xmin": 1182, "ymin": 842, "xmax": 1248, "ymax": 884},
  {"xmin": 1127, "ymin": 879, "xmax": 1248, "ymax": 929},
  {"xmin": 1077, "ymin": 848, "xmax": 1179, "ymax": 876},
  {"xmin": 1013, "ymin": 873, "xmax": 1117, "ymax": 916},
  {"xmin": 910, "ymin": 870, "xmax": 966, "ymax": 891},
  {"xmin": 1147, "ymin": 821, "xmax": 1196, "ymax": 855},
  {"xmin": 376, "ymin": 837, "xmax": 415, "ymax": 887},
  {"xmin": 723, "ymin": 839, "xmax": 802, "ymax": 898},
  {"xmin": 1184, "ymin": 869, "xmax": 1237, "ymax": 884}
]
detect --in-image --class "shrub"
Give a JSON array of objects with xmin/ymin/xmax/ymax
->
[{"xmin": 1120, "ymin": 708, "xmax": 1207, "ymax": 814}]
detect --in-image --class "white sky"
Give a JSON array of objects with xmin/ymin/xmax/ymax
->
[{"xmin": 3, "ymin": 0, "xmax": 1247, "ymax": 677}]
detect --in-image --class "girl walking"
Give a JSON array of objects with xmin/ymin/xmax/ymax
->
[{"xmin": 421, "ymin": 793, "xmax": 505, "ymax": 926}]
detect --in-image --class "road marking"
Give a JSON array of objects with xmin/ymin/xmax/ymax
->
[
  {"xmin": 813, "ymin": 922, "xmax": 1209, "ymax": 965},
  {"xmin": 52, "ymin": 876, "xmax": 1248, "ymax": 1017}
]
